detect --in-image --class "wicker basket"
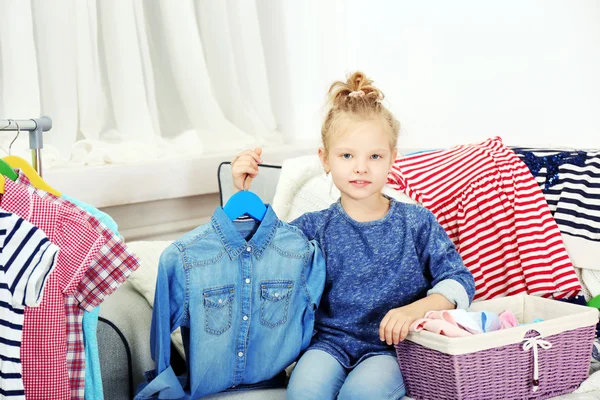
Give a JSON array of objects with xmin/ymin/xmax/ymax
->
[{"xmin": 395, "ymin": 295, "xmax": 599, "ymax": 400}]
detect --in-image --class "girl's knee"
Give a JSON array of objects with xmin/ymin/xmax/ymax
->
[
  {"xmin": 286, "ymin": 386, "xmax": 324, "ymax": 400},
  {"xmin": 337, "ymin": 355, "xmax": 406, "ymax": 400},
  {"xmin": 286, "ymin": 352, "xmax": 346, "ymax": 400},
  {"xmin": 287, "ymin": 374, "xmax": 344, "ymax": 400},
  {"xmin": 338, "ymin": 380, "xmax": 406, "ymax": 400}
]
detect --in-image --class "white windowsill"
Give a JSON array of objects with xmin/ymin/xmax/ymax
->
[{"xmin": 44, "ymin": 142, "xmax": 318, "ymax": 208}]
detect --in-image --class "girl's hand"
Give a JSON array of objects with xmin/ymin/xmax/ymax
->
[
  {"xmin": 379, "ymin": 304, "xmax": 422, "ymax": 345},
  {"xmin": 231, "ymin": 147, "xmax": 263, "ymax": 191},
  {"xmin": 379, "ymin": 294, "xmax": 454, "ymax": 345}
]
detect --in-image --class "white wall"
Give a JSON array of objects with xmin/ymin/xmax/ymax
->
[{"xmin": 262, "ymin": 0, "xmax": 600, "ymax": 149}]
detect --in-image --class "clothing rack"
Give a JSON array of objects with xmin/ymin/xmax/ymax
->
[{"xmin": 0, "ymin": 116, "xmax": 52, "ymax": 177}]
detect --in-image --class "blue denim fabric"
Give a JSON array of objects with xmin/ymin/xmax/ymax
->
[
  {"xmin": 135, "ymin": 206, "xmax": 326, "ymax": 399},
  {"xmin": 287, "ymin": 350, "xmax": 405, "ymax": 400}
]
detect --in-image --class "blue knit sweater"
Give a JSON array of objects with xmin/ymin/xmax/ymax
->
[{"xmin": 291, "ymin": 198, "xmax": 475, "ymax": 368}]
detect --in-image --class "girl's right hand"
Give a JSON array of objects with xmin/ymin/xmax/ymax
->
[{"xmin": 231, "ymin": 147, "xmax": 263, "ymax": 192}]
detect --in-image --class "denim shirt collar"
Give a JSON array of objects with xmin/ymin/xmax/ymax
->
[{"xmin": 211, "ymin": 205, "xmax": 279, "ymax": 260}]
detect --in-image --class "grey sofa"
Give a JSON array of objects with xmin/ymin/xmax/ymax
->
[{"xmin": 97, "ymin": 163, "xmax": 287, "ymax": 399}]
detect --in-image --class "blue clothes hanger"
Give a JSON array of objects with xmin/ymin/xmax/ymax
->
[{"xmin": 223, "ymin": 177, "xmax": 267, "ymax": 221}]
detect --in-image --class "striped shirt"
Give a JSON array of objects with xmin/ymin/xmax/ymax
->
[
  {"xmin": 388, "ymin": 137, "xmax": 582, "ymax": 300},
  {"xmin": 513, "ymin": 148, "xmax": 600, "ymax": 271},
  {"xmin": 0, "ymin": 211, "xmax": 58, "ymax": 399}
]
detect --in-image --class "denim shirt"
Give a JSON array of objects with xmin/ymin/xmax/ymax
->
[{"xmin": 136, "ymin": 206, "xmax": 326, "ymax": 399}]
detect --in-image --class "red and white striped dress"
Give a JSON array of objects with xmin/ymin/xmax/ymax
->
[{"xmin": 388, "ymin": 137, "xmax": 581, "ymax": 300}]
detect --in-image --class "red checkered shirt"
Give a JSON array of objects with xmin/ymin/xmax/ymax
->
[
  {"xmin": 15, "ymin": 173, "xmax": 141, "ymax": 400},
  {"xmin": 1, "ymin": 178, "xmax": 104, "ymax": 400}
]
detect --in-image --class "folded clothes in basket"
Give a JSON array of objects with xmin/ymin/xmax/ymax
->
[
  {"xmin": 410, "ymin": 309, "xmax": 519, "ymax": 337},
  {"xmin": 396, "ymin": 294, "xmax": 600, "ymax": 400}
]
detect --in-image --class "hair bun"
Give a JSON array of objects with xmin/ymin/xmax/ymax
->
[
  {"xmin": 327, "ymin": 71, "xmax": 384, "ymax": 109},
  {"xmin": 321, "ymin": 71, "xmax": 400, "ymax": 152}
]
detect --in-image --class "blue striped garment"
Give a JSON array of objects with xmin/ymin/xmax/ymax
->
[
  {"xmin": 512, "ymin": 148, "xmax": 600, "ymax": 270},
  {"xmin": 0, "ymin": 210, "xmax": 59, "ymax": 399}
]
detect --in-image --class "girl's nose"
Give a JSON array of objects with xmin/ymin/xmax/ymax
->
[{"xmin": 354, "ymin": 162, "xmax": 367, "ymax": 174}]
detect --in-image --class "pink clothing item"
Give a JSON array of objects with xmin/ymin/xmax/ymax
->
[
  {"xmin": 16, "ymin": 173, "xmax": 140, "ymax": 400},
  {"xmin": 411, "ymin": 309, "xmax": 519, "ymax": 338},
  {"xmin": 498, "ymin": 310, "xmax": 519, "ymax": 329},
  {"xmin": 410, "ymin": 310, "xmax": 473, "ymax": 338},
  {"xmin": 0, "ymin": 178, "xmax": 104, "ymax": 400}
]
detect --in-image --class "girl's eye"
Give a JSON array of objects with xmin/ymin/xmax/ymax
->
[
  {"xmin": 371, "ymin": 154, "xmax": 381, "ymax": 160},
  {"xmin": 342, "ymin": 153, "xmax": 352, "ymax": 159}
]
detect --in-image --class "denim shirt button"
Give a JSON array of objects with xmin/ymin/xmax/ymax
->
[
  {"xmin": 238, "ymin": 352, "xmax": 244, "ymax": 357},
  {"xmin": 243, "ymin": 315, "xmax": 248, "ymax": 321},
  {"xmin": 245, "ymin": 278, "xmax": 250, "ymax": 284},
  {"xmin": 246, "ymin": 246, "xmax": 252, "ymax": 252}
]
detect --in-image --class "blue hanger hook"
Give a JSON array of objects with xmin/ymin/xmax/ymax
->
[{"xmin": 223, "ymin": 176, "xmax": 267, "ymax": 221}]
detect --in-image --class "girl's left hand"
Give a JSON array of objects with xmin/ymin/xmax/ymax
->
[{"xmin": 379, "ymin": 305, "xmax": 422, "ymax": 345}]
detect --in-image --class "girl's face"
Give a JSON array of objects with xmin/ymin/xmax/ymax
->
[{"xmin": 319, "ymin": 118, "xmax": 397, "ymax": 203}]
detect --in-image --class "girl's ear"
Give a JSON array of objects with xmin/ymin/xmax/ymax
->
[
  {"xmin": 318, "ymin": 147, "xmax": 330, "ymax": 174},
  {"xmin": 391, "ymin": 149, "xmax": 398, "ymax": 165}
]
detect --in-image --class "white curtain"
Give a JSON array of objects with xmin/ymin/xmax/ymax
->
[{"xmin": 0, "ymin": 0, "xmax": 280, "ymax": 168}]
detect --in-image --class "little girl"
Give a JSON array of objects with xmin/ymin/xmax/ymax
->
[{"xmin": 231, "ymin": 72, "xmax": 475, "ymax": 400}]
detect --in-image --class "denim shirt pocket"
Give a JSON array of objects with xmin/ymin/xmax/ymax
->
[
  {"xmin": 203, "ymin": 284, "xmax": 235, "ymax": 335},
  {"xmin": 260, "ymin": 280, "xmax": 294, "ymax": 328}
]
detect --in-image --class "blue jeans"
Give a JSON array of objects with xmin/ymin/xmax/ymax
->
[{"xmin": 286, "ymin": 350, "xmax": 406, "ymax": 400}]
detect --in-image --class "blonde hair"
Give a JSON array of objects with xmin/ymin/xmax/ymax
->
[{"xmin": 321, "ymin": 71, "xmax": 400, "ymax": 152}]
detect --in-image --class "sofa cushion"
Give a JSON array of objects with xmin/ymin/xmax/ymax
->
[{"xmin": 125, "ymin": 240, "xmax": 186, "ymax": 357}]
